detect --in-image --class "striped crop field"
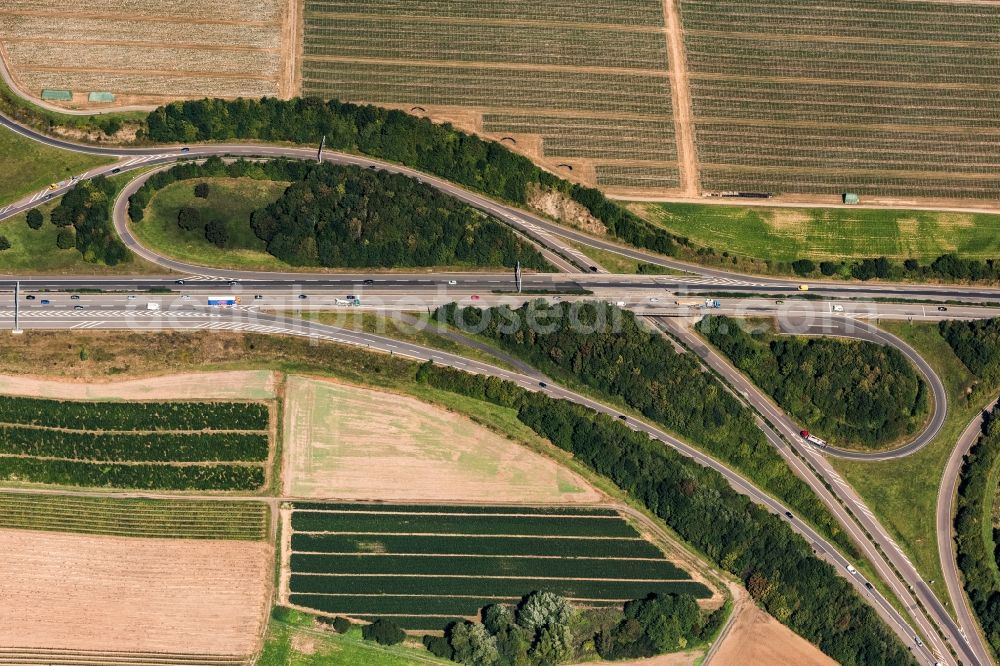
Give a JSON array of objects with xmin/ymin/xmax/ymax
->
[
  {"xmin": 285, "ymin": 503, "xmax": 712, "ymax": 631},
  {"xmin": 680, "ymin": 0, "xmax": 1000, "ymax": 199},
  {"xmin": 0, "ymin": 0, "xmax": 290, "ymax": 105},
  {"xmin": 301, "ymin": 0, "xmax": 679, "ymax": 192},
  {"xmin": 0, "ymin": 395, "xmax": 273, "ymax": 492}
]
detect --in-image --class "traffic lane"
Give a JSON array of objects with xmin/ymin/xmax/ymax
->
[
  {"xmin": 657, "ymin": 316, "xmax": 961, "ymax": 663},
  {"xmin": 937, "ymin": 398, "xmax": 1000, "ymax": 663}
]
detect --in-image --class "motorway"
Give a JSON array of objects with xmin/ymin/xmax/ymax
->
[{"xmin": 1, "ymin": 110, "xmax": 998, "ymax": 664}]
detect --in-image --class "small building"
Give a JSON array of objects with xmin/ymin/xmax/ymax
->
[
  {"xmin": 40, "ymin": 89, "xmax": 72, "ymax": 101},
  {"xmin": 88, "ymin": 92, "xmax": 116, "ymax": 103},
  {"xmin": 842, "ymin": 192, "xmax": 860, "ymax": 205}
]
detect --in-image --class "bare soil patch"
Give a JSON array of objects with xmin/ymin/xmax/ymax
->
[
  {"xmin": 0, "ymin": 370, "xmax": 276, "ymax": 401},
  {"xmin": 282, "ymin": 375, "xmax": 602, "ymax": 503},
  {"xmin": 710, "ymin": 603, "xmax": 835, "ymax": 666},
  {"xmin": 0, "ymin": 528, "xmax": 271, "ymax": 656},
  {"xmin": 528, "ymin": 186, "xmax": 606, "ymax": 236}
]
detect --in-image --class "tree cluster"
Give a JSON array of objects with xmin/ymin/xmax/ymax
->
[
  {"xmin": 940, "ymin": 318, "xmax": 1000, "ymax": 391},
  {"xmin": 362, "ymin": 618, "xmax": 406, "ymax": 645},
  {"xmin": 953, "ymin": 406, "xmax": 1000, "ymax": 655},
  {"xmin": 780, "ymin": 253, "xmax": 1000, "ymax": 284},
  {"xmin": 143, "ymin": 97, "xmax": 685, "ymax": 257},
  {"xmin": 432, "ymin": 301, "xmax": 849, "ymax": 546},
  {"xmin": 416, "ymin": 362, "xmax": 916, "ymax": 666},
  {"xmin": 49, "ymin": 176, "xmax": 130, "ymax": 265},
  {"xmin": 250, "ymin": 162, "xmax": 549, "ymax": 269},
  {"xmin": 699, "ymin": 316, "xmax": 928, "ymax": 449}
]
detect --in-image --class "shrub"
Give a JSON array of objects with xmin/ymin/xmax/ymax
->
[
  {"xmin": 819, "ymin": 261, "xmax": 839, "ymax": 276},
  {"xmin": 177, "ymin": 207, "xmax": 202, "ymax": 231},
  {"xmin": 204, "ymin": 218, "xmax": 229, "ymax": 248},
  {"xmin": 25, "ymin": 209, "xmax": 43, "ymax": 229},
  {"xmin": 333, "ymin": 616, "xmax": 351, "ymax": 634},
  {"xmin": 194, "ymin": 182, "xmax": 210, "ymax": 198},
  {"xmin": 791, "ymin": 258, "xmax": 815, "ymax": 276},
  {"xmin": 362, "ymin": 618, "xmax": 405, "ymax": 645},
  {"xmin": 56, "ymin": 229, "xmax": 75, "ymax": 250},
  {"xmin": 0, "ymin": 236, "xmax": 9, "ymax": 251}
]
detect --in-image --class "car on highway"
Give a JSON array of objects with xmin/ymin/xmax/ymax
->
[
  {"xmin": 775, "ymin": 300, "xmax": 784, "ymax": 304},
  {"xmin": 39, "ymin": 299, "xmax": 49, "ymax": 305},
  {"xmin": 181, "ymin": 295, "xmax": 191, "ymax": 300},
  {"xmin": 363, "ymin": 279, "xmax": 375, "ymax": 285},
  {"xmin": 70, "ymin": 295, "xmax": 80, "ymax": 300},
  {"xmin": 865, "ymin": 582, "xmax": 873, "ymax": 590},
  {"xmin": 297, "ymin": 294, "xmax": 307, "ymax": 299},
  {"xmin": 73, "ymin": 305, "xmax": 85, "ymax": 310},
  {"xmin": 589, "ymin": 266, "xmax": 599, "ymax": 272},
  {"xmin": 447, "ymin": 280, "xmax": 457, "ymax": 285},
  {"xmin": 471, "ymin": 294, "xmax": 480, "ymax": 300},
  {"xmin": 180, "ymin": 147, "xmax": 190, "ymax": 153},
  {"xmin": 539, "ymin": 382, "xmax": 547, "ymax": 388},
  {"xmin": 111, "ymin": 167, "xmax": 121, "ymax": 174},
  {"xmin": 24, "ymin": 295, "xmax": 35, "ymax": 300},
  {"xmin": 47, "ymin": 183, "xmax": 59, "ymax": 191},
  {"xmin": 649, "ymin": 297, "xmax": 659, "ymax": 302},
  {"xmin": 127, "ymin": 295, "xmax": 136, "ymax": 300},
  {"xmin": 617, "ymin": 414, "xmax": 627, "ymax": 421},
  {"xmin": 831, "ymin": 304, "xmax": 844, "ymax": 312},
  {"xmin": 798, "ymin": 284, "xmax": 809, "ymax": 291},
  {"xmin": 846, "ymin": 564, "xmax": 858, "ymax": 574},
  {"xmin": 254, "ymin": 294, "xmax": 263, "ymax": 300},
  {"xmin": 175, "ymin": 280, "xmax": 185, "ymax": 285},
  {"xmin": 784, "ymin": 511, "xmax": 793, "ymax": 519},
  {"xmin": 937, "ymin": 306, "xmax": 948, "ymax": 311},
  {"xmin": 228, "ymin": 280, "xmax": 238, "ymax": 286}
]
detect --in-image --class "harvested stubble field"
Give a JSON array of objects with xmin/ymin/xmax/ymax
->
[
  {"xmin": 284, "ymin": 503, "xmax": 712, "ymax": 631},
  {"xmin": 680, "ymin": 0, "xmax": 1000, "ymax": 199},
  {"xmin": 0, "ymin": 370, "xmax": 277, "ymax": 401},
  {"xmin": 282, "ymin": 375, "xmax": 602, "ymax": 504},
  {"xmin": 0, "ymin": 528, "xmax": 270, "ymax": 658},
  {"xmin": 0, "ymin": 394, "xmax": 273, "ymax": 491},
  {"xmin": 300, "ymin": 0, "xmax": 680, "ymax": 193},
  {"xmin": 0, "ymin": 0, "xmax": 290, "ymax": 105}
]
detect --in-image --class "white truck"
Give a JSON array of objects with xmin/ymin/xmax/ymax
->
[
  {"xmin": 146, "ymin": 302, "xmax": 160, "ymax": 311},
  {"xmin": 800, "ymin": 430, "xmax": 827, "ymax": 447}
]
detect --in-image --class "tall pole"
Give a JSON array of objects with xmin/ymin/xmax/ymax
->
[
  {"xmin": 317, "ymin": 135, "xmax": 326, "ymax": 163},
  {"xmin": 515, "ymin": 261, "xmax": 522, "ymax": 294}
]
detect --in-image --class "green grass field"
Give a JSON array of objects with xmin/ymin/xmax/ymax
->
[
  {"xmin": 131, "ymin": 177, "xmax": 292, "ymax": 271},
  {"xmin": 635, "ymin": 202, "xmax": 1000, "ymax": 262},
  {"xmin": 259, "ymin": 609, "xmax": 450, "ymax": 666},
  {"xmin": 830, "ymin": 321, "xmax": 1000, "ymax": 605},
  {"xmin": 0, "ymin": 126, "xmax": 112, "ymax": 205}
]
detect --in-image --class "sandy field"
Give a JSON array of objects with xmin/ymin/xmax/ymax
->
[
  {"xmin": 282, "ymin": 376, "xmax": 602, "ymax": 503},
  {"xmin": 0, "ymin": 370, "xmax": 276, "ymax": 401},
  {"xmin": 710, "ymin": 603, "xmax": 836, "ymax": 666},
  {"xmin": 0, "ymin": 528, "xmax": 271, "ymax": 656}
]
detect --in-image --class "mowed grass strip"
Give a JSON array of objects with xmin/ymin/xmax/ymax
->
[
  {"xmin": 291, "ymin": 577, "xmax": 711, "ymax": 601},
  {"xmin": 291, "ymin": 533, "xmax": 664, "ymax": 558},
  {"xmin": 0, "ymin": 492, "xmax": 268, "ymax": 540},
  {"xmin": 290, "ymin": 511, "xmax": 637, "ymax": 537},
  {"xmin": 293, "ymin": 502, "xmax": 618, "ymax": 516},
  {"xmin": 291, "ymin": 553, "xmax": 689, "ymax": 580}
]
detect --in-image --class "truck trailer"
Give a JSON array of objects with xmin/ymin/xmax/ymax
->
[{"xmin": 800, "ymin": 430, "xmax": 827, "ymax": 447}]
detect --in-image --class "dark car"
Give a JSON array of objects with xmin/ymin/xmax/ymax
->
[
  {"xmin": 25, "ymin": 295, "xmax": 35, "ymax": 300},
  {"xmin": 538, "ymin": 382, "xmax": 547, "ymax": 388},
  {"xmin": 937, "ymin": 306, "xmax": 948, "ymax": 311},
  {"xmin": 297, "ymin": 294, "xmax": 308, "ymax": 299},
  {"xmin": 73, "ymin": 305, "xmax": 85, "ymax": 310},
  {"xmin": 864, "ymin": 582, "xmax": 873, "ymax": 590},
  {"xmin": 111, "ymin": 167, "xmax": 121, "ymax": 174},
  {"xmin": 254, "ymin": 294, "xmax": 263, "ymax": 300},
  {"xmin": 589, "ymin": 266, "xmax": 599, "ymax": 272},
  {"xmin": 228, "ymin": 280, "xmax": 238, "ymax": 286},
  {"xmin": 617, "ymin": 414, "xmax": 627, "ymax": 421},
  {"xmin": 175, "ymin": 280, "xmax": 185, "ymax": 285},
  {"xmin": 363, "ymin": 279, "xmax": 375, "ymax": 285},
  {"xmin": 70, "ymin": 295, "xmax": 80, "ymax": 300},
  {"xmin": 180, "ymin": 147, "xmax": 190, "ymax": 153},
  {"xmin": 40, "ymin": 299, "xmax": 50, "ymax": 305},
  {"xmin": 784, "ymin": 511, "xmax": 793, "ymax": 519}
]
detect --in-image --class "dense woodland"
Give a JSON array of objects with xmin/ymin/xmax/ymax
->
[
  {"xmin": 953, "ymin": 406, "xmax": 1000, "ymax": 656},
  {"xmin": 144, "ymin": 97, "xmax": 683, "ymax": 257},
  {"xmin": 699, "ymin": 316, "xmax": 928, "ymax": 449},
  {"xmin": 416, "ymin": 362, "xmax": 914, "ymax": 666},
  {"xmin": 129, "ymin": 157, "xmax": 549, "ymax": 269},
  {"xmin": 940, "ymin": 318, "xmax": 1000, "ymax": 391},
  {"xmin": 49, "ymin": 176, "xmax": 129, "ymax": 265},
  {"xmin": 433, "ymin": 301, "xmax": 853, "ymax": 555},
  {"xmin": 421, "ymin": 590, "xmax": 722, "ymax": 665}
]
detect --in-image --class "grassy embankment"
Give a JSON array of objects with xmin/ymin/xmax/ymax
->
[
  {"xmin": 830, "ymin": 321, "xmax": 1000, "ymax": 607},
  {"xmin": 0, "ymin": 124, "xmax": 113, "ymax": 205}
]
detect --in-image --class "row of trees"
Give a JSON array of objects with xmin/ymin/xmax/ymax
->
[
  {"xmin": 49, "ymin": 176, "xmax": 129, "ymax": 265},
  {"xmin": 415, "ymin": 362, "xmax": 914, "ymax": 666},
  {"xmin": 421, "ymin": 590, "xmax": 719, "ymax": 665},
  {"xmin": 143, "ymin": 97, "xmax": 685, "ymax": 257},
  {"xmin": 432, "ymin": 301, "xmax": 852, "ymax": 552},
  {"xmin": 940, "ymin": 318, "xmax": 1000, "ymax": 392},
  {"xmin": 699, "ymin": 316, "xmax": 928, "ymax": 449},
  {"xmin": 953, "ymin": 406, "xmax": 1000, "ymax": 656},
  {"xmin": 787, "ymin": 254, "xmax": 1000, "ymax": 283}
]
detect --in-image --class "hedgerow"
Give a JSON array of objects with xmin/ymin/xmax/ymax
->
[{"xmin": 0, "ymin": 458, "xmax": 264, "ymax": 490}]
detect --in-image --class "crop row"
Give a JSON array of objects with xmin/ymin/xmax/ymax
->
[
  {"xmin": 303, "ymin": 19, "xmax": 667, "ymax": 70},
  {"xmin": 291, "ymin": 511, "xmax": 639, "ymax": 537},
  {"xmin": 0, "ymin": 492, "xmax": 268, "ymax": 539},
  {"xmin": 542, "ymin": 138, "xmax": 675, "ymax": 162},
  {"xmin": 300, "ymin": 63, "xmax": 671, "ymax": 115},
  {"xmin": 0, "ymin": 16, "xmax": 280, "ymax": 49},
  {"xmin": 23, "ymin": 71, "xmax": 277, "ymax": 98},
  {"xmin": 697, "ymin": 151, "xmax": 1000, "ymax": 177},
  {"xmin": 304, "ymin": 0, "xmax": 665, "ymax": 26},
  {"xmin": 0, "ymin": 396, "xmax": 269, "ymax": 432},
  {"xmin": 291, "ymin": 503, "xmax": 620, "ymax": 516},
  {"xmin": 291, "ymin": 553, "xmax": 688, "ymax": 580},
  {"xmin": 699, "ymin": 168, "xmax": 1000, "ymax": 200},
  {"xmin": 3, "ymin": 0, "xmax": 284, "ymax": 22},
  {"xmin": 290, "ymin": 574, "xmax": 712, "ymax": 600},
  {"xmin": 595, "ymin": 165, "xmax": 680, "ymax": 188},
  {"xmin": 0, "ymin": 427, "xmax": 269, "ymax": 462},
  {"xmin": 349, "ymin": 614, "xmax": 468, "ymax": 631},
  {"xmin": 0, "ymin": 458, "xmax": 265, "ymax": 491},
  {"xmin": 292, "ymin": 532, "xmax": 663, "ymax": 558},
  {"xmin": 482, "ymin": 113, "xmax": 675, "ymax": 137}
]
